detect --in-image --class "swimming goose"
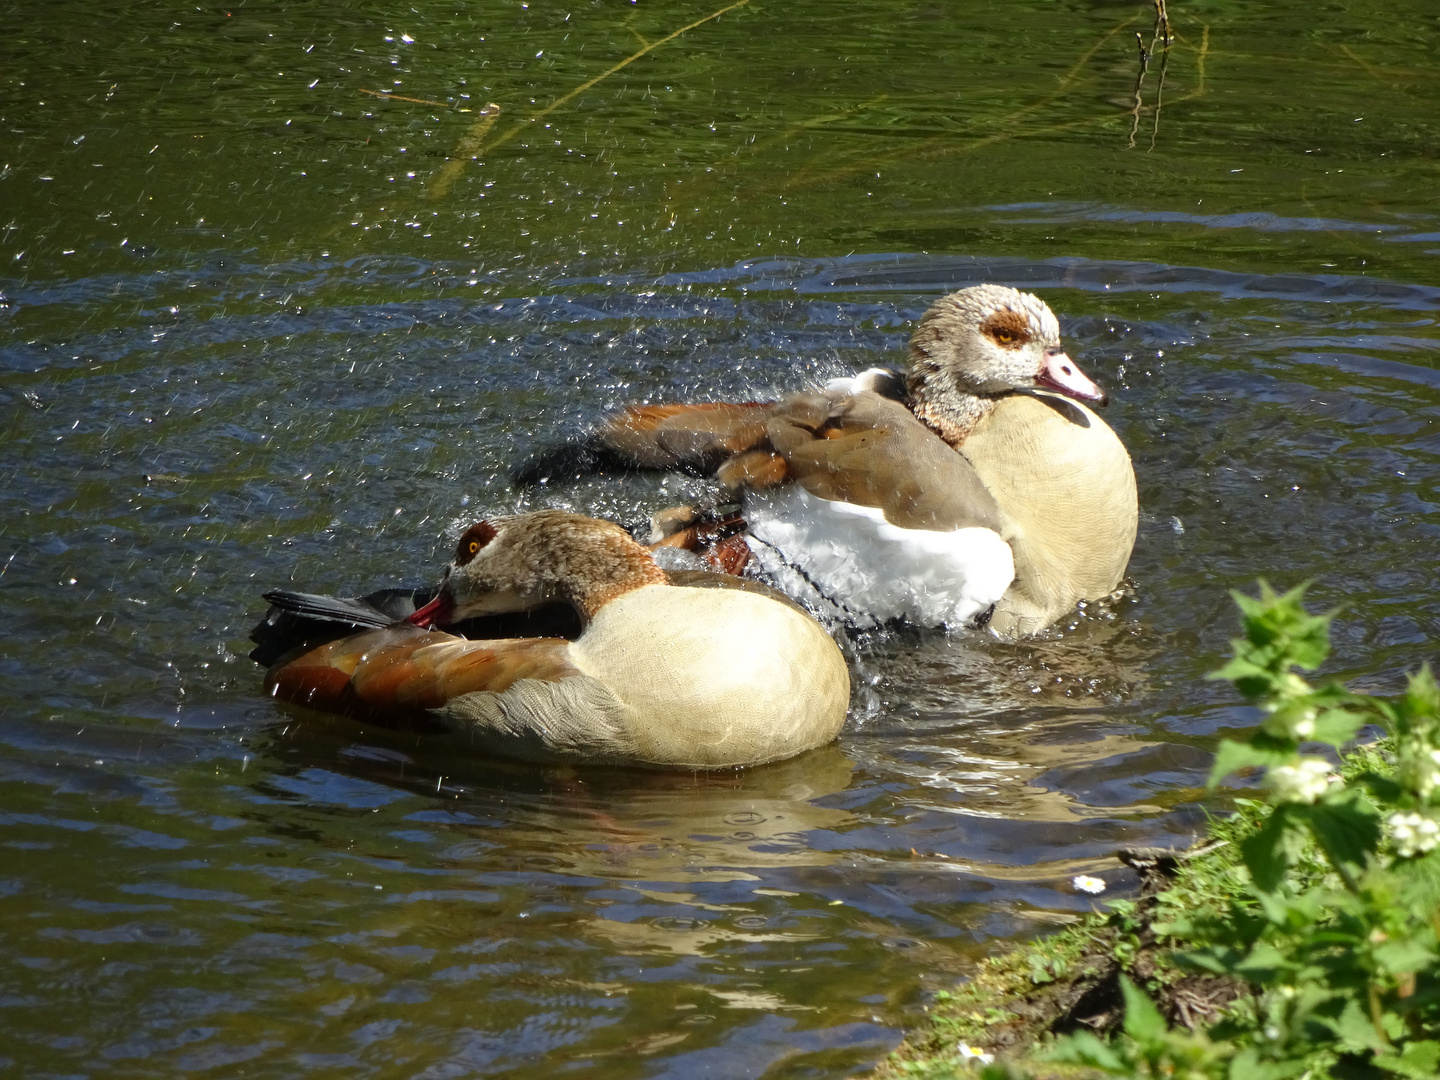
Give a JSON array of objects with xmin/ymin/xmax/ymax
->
[
  {"xmin": 262, "ymin": 510, "xmax": 851, "ymax": 769},
  {"xmin": 513, "ymin": 285, "xmax": 1138, "ymax": 637}
]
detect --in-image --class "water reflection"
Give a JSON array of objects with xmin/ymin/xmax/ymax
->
[{"xmin": 276, "ymin": 716, "xmax": 859, "ymax": 888}]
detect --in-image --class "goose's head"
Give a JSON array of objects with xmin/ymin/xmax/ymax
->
[
  {"xmin": 409, "ymin": 509, "xmax": 666, "ymax": 628},
  {"xmin": 907, "ymin": 284, "xmax": 1107, "ymax": 408}
]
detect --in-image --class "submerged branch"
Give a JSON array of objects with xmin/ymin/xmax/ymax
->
[
  {"xmin": 359, "ymin": 88, "xmax": 455, "ymax": 108},
  {"xmin": 769, "ymin": 11, "xmax": 1140, "ymax": 193},
  {"xmin": 466, "ymin": 0, "xmax": 751, "ymax": 164},
  {"xmin": 427, "ymin": 103, "xmax": 503, "ymax": 200}
]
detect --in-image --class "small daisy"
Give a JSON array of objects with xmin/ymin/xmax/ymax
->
[
  {"xmin": 956, "ymin": 1041, "xmax": 995, "ymax": 1065},
  {"xmin": 1073, "ymin": 874, "xmax": 1107, "ymax": 894}
]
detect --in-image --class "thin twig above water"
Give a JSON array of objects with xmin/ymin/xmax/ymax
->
[
  {"xmin": 1128, "ymin": 31, "xmax": 1151, "ymax": 150},
  {"xmin": 1128, "ymin": 0, "xmax": 1174, "ymax": 151}
]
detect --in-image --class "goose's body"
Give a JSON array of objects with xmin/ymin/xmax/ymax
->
[
  {"xmin": 261, "ymin": 511, "xmax": 850, "ymax": 770},
  {"xmin": 514, "ymin": 285, "xmax": 1138, "ymax": 636}
]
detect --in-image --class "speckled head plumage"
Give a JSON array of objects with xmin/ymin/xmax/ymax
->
[
  {"xmin": 906, "ymin": 285, "xmax": 1106, "ymax": 445},
  {"xmin": 410, "ymin": 509, "xmax": 667, "ymax": 627}
]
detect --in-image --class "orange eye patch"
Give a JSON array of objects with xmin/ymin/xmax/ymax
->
[
  {"xmin": 455, "ymin": 520, "xmax": 498, "ymax": 566},
  {"xmin": 979, "ymin": 309, "xmax": 1031, "ymax": 349}
]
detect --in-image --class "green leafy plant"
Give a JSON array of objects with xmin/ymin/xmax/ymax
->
[{"xmin": 1037, "ymin": 582, "xmax": 1440, "ymax": 1079}]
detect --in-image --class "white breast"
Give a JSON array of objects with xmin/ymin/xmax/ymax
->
[{"xmin": 744, "ymin": 486, "xmax": 1015, "ymax": 628}]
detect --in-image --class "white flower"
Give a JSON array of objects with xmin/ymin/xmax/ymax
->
[
  {"xmin": 1266, "ymin": 757, "xmax": 1333, "ymax": 804},
  {"xmin": 1388, "ymin": 811, "xmax": 1440, "ymax": 858},
  {"xmin": 1263, "ymin": 701, "xmax": 1317, "ymax": 740},
  {"xmin": 1398, "ymin": 746, "xmax": 1440, "ymax": 799},
  {"xmin": 956, "ymin": 1042, "xmax": 995, "ymax": 1065},
  {"xmin": 1277, "ymin": 673, "xmax": 1311, "ymax": 698},
  {"xmin": 1073, "ymin": 875, "xmax": 1107, "ymax": 895}
]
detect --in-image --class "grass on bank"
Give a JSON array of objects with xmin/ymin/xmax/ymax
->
[{"xmin": 874, "ymin": 583, "xmax": 1440, "ymax": 1080}]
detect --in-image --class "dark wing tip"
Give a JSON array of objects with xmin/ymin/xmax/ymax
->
[{"xmin": 510, "ymin": 438, "xmax": 618, "ymax": 486}]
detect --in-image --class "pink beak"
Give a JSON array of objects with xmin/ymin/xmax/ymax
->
[
  {"xmin": 1037, "ymin": 351, "xmax": 1108, "ymax": 407},
  {"xmin": 408, "ymin": 593, "xmax": 454, "ymax": 628}
]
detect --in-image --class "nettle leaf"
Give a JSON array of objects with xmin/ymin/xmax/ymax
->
[
  {"xmin": 1151, "ymin": 915, "xmax": 1189, "ymax": 938},
  {"xmin": 1329, "ymin": 997, "xmax": 1389, "ymax": 1052},
  {"xmin": 1242, "ymin": 807, "xmax": 1301, "ymax": 892},
  {"xmin": 1232, "ymin": 581, "xmax": 1333, "ymax": 669},
  {"xmin": 1235, "ymin": 940, "xmax": 1290, "ymax": 980},
  {"xmin": 1211, "ymin": 654, "xmax": 1276, "ymax": 699},
  {"xmin": 1118, "ymin": 975, "xmax": 1167, "ymax": 1043},
  {"xmin": 1301, "ymin": 793, "xmax": 1381, "ymax": 872},
  {"xmin": 1180, "ymin": 949, "xmax": 1237, "ymax": 976},
  {"xmin": 1258, "ymin": 1059, "xmax": 1311, "ymax": 1080},
  {"xmin": 1255, "ymin": 889, "xmax": 1326, "ymax": 933},
  {"xmin": 1211, "ymin": 653, "xmax": 1270, "ymax": 681},
  {"xmin": 1372, "ymin": 936, "xmax": 1437, "ymax": 976},
  {"xmin": 1375, "ymin": 1040, "xmax": 1440, "ymax": 1080},
  {"xmin": 1390, "ymin": 846, "xmax": 1440, "ymax": 912},
  {"xmin": 1285, "ymin": 617, "xmax": 1333, "ymax": 670},
  {"xmin": 1210, "ymin": 739, "xmax": 1296, "ymax": 789},
  {"xmin": 1404, "ymin": 665, "xmax": 1440, "ymax": 721},
  {"xmin": 1311, "ymin": 707, "xmax": 1366, "ymax": 747},
  {"xmin": 1352, "ymin": 771, "xmax": 1406, "ymax": 805},
  {"xmin": 1046, "ymin": 1029, "xmax": 1127, "ymax": 1072},
  {"xmin": 1226, "ymin": 1046, "xmax": 1312, "ymax": 1080}
]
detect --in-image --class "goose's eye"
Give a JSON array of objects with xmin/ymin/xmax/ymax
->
[
  {"xmin": 979, "ymin": 313, "xmax": 1030, "ymax": 349},
  {"xmin": 454, "ymin": 520, "xmax": 498, "ymax": 566}
]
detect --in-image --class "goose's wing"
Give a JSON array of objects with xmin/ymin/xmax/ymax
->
[
  {"xmin": 512, "ymin": 402, "xmax": 774, "ymax": 484},
  {"xmin": 760, "ymin": 390, "xmax": 1005, "ymax": 533},
  {"xmin": 249, "ymin": 587, "xmax": 432, "ymax": 667},
  {"xmin": 265, "ymin": 626, "xmax": 582, "ymax": 718},
  {"xmin": 260, "ymin": 587, "xmax": 426, "ymax": 627}
]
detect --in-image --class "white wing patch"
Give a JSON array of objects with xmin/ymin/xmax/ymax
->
[
  {"xmin": 745, "ymin": 486, "xmax": 1014, "ymax": 628},
  {"xmin": 823, "ymin": 367, "xmax": 902, "ymax": 397}
]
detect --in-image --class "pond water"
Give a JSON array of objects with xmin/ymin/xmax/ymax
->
[{"xmin": 2, "ymin": 1, "xmax": 1438, "ymax": 1076}]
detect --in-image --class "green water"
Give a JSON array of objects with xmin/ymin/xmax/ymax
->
[{"xmin": 1, "ymin": 1, "xmax": 1438, "ymax": 1076}]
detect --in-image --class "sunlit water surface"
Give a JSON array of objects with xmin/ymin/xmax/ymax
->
[{"xmin": 2, "ymin": 1, "xmax": 1438, "ymax": 1076}]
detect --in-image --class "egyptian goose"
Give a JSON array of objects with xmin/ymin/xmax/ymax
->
[
  {"xmin": 259, "ymin": 510, "xmax": 851, "ymax": 770},
  {"xmin": 513, "ymin": 285, "xmax": 1138, "ymax": 638}
]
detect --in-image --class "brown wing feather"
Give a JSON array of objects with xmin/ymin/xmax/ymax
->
[
  {"xmin": 600, "ymin": 402, "xmax": 773, "ymax": 470},
  {"xmin": 266, "ymin": 626, "xmax": 583, "ymax": 719},
  {"xmin": 715, "ymin": 449, "xmax": 789, "ymax": 490},
  {"xmin": 765, "ymin": 390, "xmax": 1005, "ymax": 533}
]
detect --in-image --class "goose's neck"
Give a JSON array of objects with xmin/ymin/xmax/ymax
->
[
  {"xmin": 557, "ymin": 542, "xmax": 668, "ymax": 621},
  {"xmin": 906, "ymin": 374, "xmax": 998, "ymax": 448}
]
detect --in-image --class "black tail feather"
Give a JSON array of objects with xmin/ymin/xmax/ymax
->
[
  {"xmin": 249, "ymin": 586, "xmax": 588, "ymax": 670},
  {"xmin": 259, "ymin": 588, "xmax": 426, "ymax": 629},
  {"xmin": 249, "ymin": 587, "xmax": 432, "ymax": 668}
]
